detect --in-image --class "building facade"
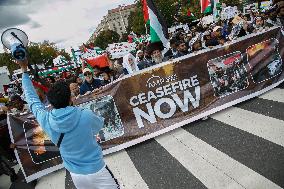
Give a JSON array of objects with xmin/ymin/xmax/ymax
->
[{"xmin": 95, "ymin": 4, "xmax": 136, "ymax": 37}]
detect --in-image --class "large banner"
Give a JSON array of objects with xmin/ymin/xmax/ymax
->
[{"xmin": 8, "ymin": 27, "xmax": 284, "ymax": 182}]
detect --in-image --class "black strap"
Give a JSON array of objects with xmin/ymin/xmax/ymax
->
[
  {"xmin": 105, "ymin": 165, "xmax": 120, "ymax": 188},
  {"xmin": 57, "ymin": 133, "xmax": 65, "ymax": 148}
]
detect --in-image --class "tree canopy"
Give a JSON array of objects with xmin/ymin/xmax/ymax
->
[
  {"xmin": 92, "ymin": 30, "xmax": 120, "ymax": 49},
  {"xmin": 0, "ymin": 41, "xmax": 71, "ymax": 74}
]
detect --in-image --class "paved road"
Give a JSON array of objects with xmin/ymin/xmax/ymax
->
[{"xmin": 1, "ymin": 83, "xmax": 284, "ymax": 189}]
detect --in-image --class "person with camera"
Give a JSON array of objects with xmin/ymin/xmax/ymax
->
[{"xmin": 16, "ymin": 59, "xmax": 119, "ymax": 189}]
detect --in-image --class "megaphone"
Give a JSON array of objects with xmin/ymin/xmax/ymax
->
[{"xmin": 1, "ymin": 28, "xmax": 29, "ymax": 61}]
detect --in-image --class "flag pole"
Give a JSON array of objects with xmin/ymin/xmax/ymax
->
[
  {"xmin": 213, "ymin": 0, "xmax": 219, "ymax": 23},
  {"xmin": 145, "ymin": 23, "xmax": 148, "ymax": 35}
]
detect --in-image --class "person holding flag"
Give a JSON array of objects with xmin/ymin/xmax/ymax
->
[{"xmin": 141, "ymin": 0, "xmax": 169, "ymax": 49}]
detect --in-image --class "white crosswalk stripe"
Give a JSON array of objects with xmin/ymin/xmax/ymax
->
[
  {"xmin": 156, "ymin": 128, "xmax": 282, "ymax": 189},
  {"xmin": 104, "ymin": 150, "xmax": 149, "ymax": 189},
  {"xmin": 156, "ymin": 128, "xmax": 245, "ymax": 189},
  {"xmin": 35, "ymin": 169, "xmax": 66, "ymax": 189},
  {"xmin": 259, "ymin": 88, "xmax": 284, "ymax": 103},
  {"xmin": 211, "ymin": 107, "xmax": 284, "ymax": 147}
]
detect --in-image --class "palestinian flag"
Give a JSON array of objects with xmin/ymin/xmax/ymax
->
[
  {"xmin": 81, "ymin": 43, "xmax": 89, "ymax": 53},
  {"xmin": 187, "ymin": 9, "xmax": 193, "ymax": 17},
  {"xmin": 143, "ymin": 0, "xmax": 169, "ymax": 48},
  {"xmin": 200, "ymin": 0, "xmax": 212, "ymax": 14},
  {"xmin": 187, "ymin": 8, "xmax": 197, "ymax": 19},
  {"xmin": 85, "ymin": 55, "xmax": 110, "ymax": 68},
  {"xmin": 141, "ymin": 0, "xmax": 149, "ymax": 24},
  {"xmin": 32, "ymin": 81, "xmax": 49, "ymax": 93}
]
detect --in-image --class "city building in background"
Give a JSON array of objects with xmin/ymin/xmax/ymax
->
[{"xmin": 95, "ymin": 4, "xmax": 135, "ymax": 37}]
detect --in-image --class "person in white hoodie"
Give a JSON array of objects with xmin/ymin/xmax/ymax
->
[{"xmin": 122, "ymin": 53, "xmax": 139, "ymax": 75}]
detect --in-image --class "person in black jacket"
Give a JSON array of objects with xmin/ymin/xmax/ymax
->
[
  {"xmin": 174, "ymin": 40, "xmax": 189, "ymax": 58},
  {"xmin": 164, "ymin": 38, "xmax": 178, "ymax": 59},
  {"xmin": 79, "ymin": 68, "xmax": 102, "ymax": 95}
]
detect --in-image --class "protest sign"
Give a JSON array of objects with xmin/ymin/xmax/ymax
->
[
  {"xmin": 201, "ymin": 15, "xmax": 213, "ymax": 26},
  {"xmin": 81, "ymin": 49, "xmax": 99, "ymax": 59},
  {"xmin": 243, "ymin": 3, "xmax": 258, "ymax": 14},
  {"xmin": 260, "ymin": 1, "xmax": 272, "ymax": 11},
  {"xmin": 221, "ymin": 6, "xmax": 238, "ymax": 20},
  {"xmin": 107, "ymin": 42, "xmax": 136, "ymax": 59},
  {"xmin": 8, "ymin": 27, "xmax": 284, "ymax": 182},
  {"xmin": 168, "ymin": 24, "xmax": 190, "ymax": 34}
]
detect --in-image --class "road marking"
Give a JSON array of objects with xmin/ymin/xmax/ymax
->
[
  {"xmin": 35, "ymin": 169, "xmax": 66, "ymax": 189},
  {"xmin": 104, "ymin": 150, "xmax": 149, "ymax": 189},
  {"xmin": 211, "ymin": 107, "xmax": 284, "ymax": 147},
  {"xmin": 259, "ymin": 88, "xmax": 284, "ymax": 103},
  {"xmin": 157, "ymin": 128, "xmax": 282, "ymax": 189}
]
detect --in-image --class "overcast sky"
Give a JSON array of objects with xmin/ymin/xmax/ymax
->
[{"xmin": 0, "ymin": 0, "xmax": 135, "ymax": 53}]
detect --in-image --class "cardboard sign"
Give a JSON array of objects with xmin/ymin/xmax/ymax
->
[
  {"xmin": 221, "ymin": 6, "xmax": 238, "ymax": 20},
  {"xmin": 107, "ymin": 42, "xmax": 136, "ymax": 59}
]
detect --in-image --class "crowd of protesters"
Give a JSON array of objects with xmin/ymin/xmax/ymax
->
[
  {"xmin": 0, "ymin": 2, "xmax": 283, "ymax": 110},
  {"xmin": 117, "ymin": 2, "xmax": 284, "ymax": 75},
  {"xmin": 0, "ymin": 1, "xmax": 283, "ymax": 187}
]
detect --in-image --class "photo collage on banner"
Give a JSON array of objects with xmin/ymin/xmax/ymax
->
[
  {"xmin": 207, "ymin": 51, "xmax": 249, "ymax": 97},
  {"xmin": 23, "ymin": 121, "xmax": 61, "ymax": 164},
  {"xmin": 78, "ymin": 95, "xmax": 124, "ymax": 144},
  {"xmin": 247, "ymin": 38, "xmax": 283, "ymax": 83}
]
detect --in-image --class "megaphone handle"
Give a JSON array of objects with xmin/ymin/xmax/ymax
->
[{"xmin": 11, "ymin": 32, "xmax": 24, "ymax": 45}]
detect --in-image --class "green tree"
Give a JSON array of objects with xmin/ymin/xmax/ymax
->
[
  {"xmin": 178, "ymin": 0, "xmax": 202, "ymax": 22},
  {"xmin": 39, "ymin": 41, "xmax": 58, "ymax": 67},
  {"xmin": 127, "ymin": 3, "xmax": 147, "ymax": 35},
  {"xmin": 27, "ymin": 43, "xmax": 43, "ymax": 66},
  {"xmin": 220, "ymin": 0, "xmax": 243, "ymax": 9},
  {"xmin": 120, "ymin": 33, "xmax": 129, "ymax": 42},
  {"xmin": 128, "ymin": 0, "xmax": 189, "ymax": 31},
  {"xmin": 154, "ymin": 0, "xmax": 177, "ymax": 27},
  {"xmin": 58, "ymin": 49, "xmax": 71, "ymax": 61},
  {"xmin": 0, "ymin": 53, "xmax": 17, "ymax": 75},
  {"xmin": 26, "ymin": 41, "xmax": 58, "ymax": 68},
  {"xmin": 0, "ymin": 41, "xmax": 71, "ymax": 74},
  {"xmin": 94, "ymin": 30, "xmax": 120, "ymax": 49},
  {"xmin": 28, "ymin": 41, "xmax": 71, "ymax": 68},
  {"xmin": 128, "ymin": 0, "xmax": 247, "ymax": 28}
]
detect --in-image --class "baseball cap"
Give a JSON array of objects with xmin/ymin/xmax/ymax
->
[
  {"xmin": 213, "ymin": 26, "xmax": 222, "ymax": 32},
  {"xmin": 83, "ymin": 68, "xmax": 92, "ymax": 74}
]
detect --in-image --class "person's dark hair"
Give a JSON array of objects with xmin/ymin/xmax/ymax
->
[
  {"xmin": 47, "ymin": 81, "xmax": 71, "ymax": 109},
  {"xmin": 93, "ymin": 66, "xmax": 101, "ymax": 72},
  {"xmin": 170, "ymin": 38, "xmax": 177, "ymax": 45},
  {"xmin": 117, "ymin": 57, "xmax": 123, "ymax": 65},
  {"xmin": 10, "ymin": 94, "xmax": 22, "ymax": 102},
  {"xmin": 100, "ymin": 66, "xmax": 112, "ymax": 74},
  {"xmin": 175, "ymin": 40, "xmax": 185, "ymax": 47},
  {"xmin": 196, "ymin": 25, "xmax": 204, "ymax": 33},
  {"xmin": 46, "ymin": 76, "xmax": 55, "ymax": 83}
]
